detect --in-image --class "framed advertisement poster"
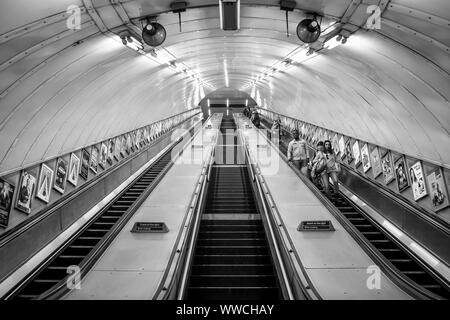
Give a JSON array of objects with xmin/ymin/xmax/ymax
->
[
  {"xmin": 332, "ymin": 134, "xmax": 339, "ymax": 155},
  {"xmin": 120, "ymin": 136, "xmax": 127, "ymax": 157},
  {"xmin": 90, "ymin": 145, "xmax": 99, "ymax": 174},
  {"xmin": 0, "ymin": 178, "xmax": 15, "ymax": 228},
  {"xmin": 409, "ymin": 161, "xmax": 427, "ymax": 201},
  {"xmin": 339, "ymin": 136, "xmax": 346, "ymax": 158},
  {"xmin": 345, "ymin": 140, "xmax": 353, "ymax": 164},
  {"xmin": 382, "ymin": 152, "xmax": 395, "ymax": 184},
  {"xmin": 68, "ymin": 153, "xmax": 80, "ymax": 186},
  {"xmin": 126, "ymin": 134, "xmax": 132, "ymax": 154},
  {"xmin": 394, "ymin": 156, "xmax": 409, "ymax": 192},
  {"xmin": 16, "ymin": 170, "xmax": 36, "ymax": 214},
  {"xmin": 361, "ymin": 144, "xmax": 371, "ymax": 173},
  {"xmin": 107, "ymin": 139, "xmax": 115, "ymax": 165},
  {"xmin": 54, "ymin": 157, "xmax": 68, "ymax": 194},
  {"xmin": 114, "ymin": 137, "xmax": 121, "ymax": 161},
  {"xmin": 370, "ymin": 147, "xmax": 382, "ymax": 178},
  {"xmin": 352, "ymin": 141, "xmax": 361, "ymax": 167},
  {"xmin": 36, "ymin": 163, "xmax": 53, "ymax": 203},
  {"xmin": 427, "ymin": 168, "xmax": 449, "ymax": 212},
  {"xmin": 99, "ymin": 142, "xmax": 107, "ymax": 169},
  {"xmin": 80, "ymin": 148, "xmax": 90, "ymax": 180}
]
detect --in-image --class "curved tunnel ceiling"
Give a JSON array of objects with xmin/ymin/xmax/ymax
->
[{"xmin": 0, "ymin": 0, "xmax": 449, "ymax": 175}]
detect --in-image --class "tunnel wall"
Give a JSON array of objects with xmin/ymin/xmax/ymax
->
[{"xmin": 0, "ymin": 110, "xmax": 200, "ymax": 282}]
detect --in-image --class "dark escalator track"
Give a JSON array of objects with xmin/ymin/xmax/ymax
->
[
  {"xmin": 186, "ymin": 116, "xmax": 281, "ymax": 300},
  {"xmin": 321, "ymin": 188, "xmax": 450, "ymax": 299},
  {"xmin": 7, "ymin": 144, "xmax": 179, "ymax": 300}
]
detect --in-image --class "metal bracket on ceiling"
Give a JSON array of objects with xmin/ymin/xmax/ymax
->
[
  {"xmin": 280, "ymin": 0, "xmax": 296, "ymax": 38},
  {"xmin": 171, "ymin": 1, "xmax": 188, "ymax": 32}
]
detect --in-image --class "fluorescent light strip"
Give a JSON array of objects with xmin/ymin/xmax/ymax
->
[{"xmin": 223, "ymin": 60, "xmax": 229, "ymax": 87}]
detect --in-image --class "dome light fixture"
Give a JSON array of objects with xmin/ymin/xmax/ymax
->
[
  {"xmin": 296, "ymin": 16, "xmax": 321, "ymax": 43},
  {"xmin": 142, "ymin": 22, "xmax": 167, "ymax": 47}
]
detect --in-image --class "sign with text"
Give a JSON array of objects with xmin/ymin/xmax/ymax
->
[
  {"xmin": 131, "ymin": 222, "xmax": 169, "ymax": 233},
  {"xmin": 297, "ymin": 220, "xmax": 335, "ymax": 232}
]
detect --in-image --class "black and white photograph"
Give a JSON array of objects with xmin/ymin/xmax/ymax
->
[
  {"xmin": 36, "ymin": 163, "xmax": 53, "ymax": 203},
  {"xmin": 394, "ymin": 156, "xmax": 409, "ymax": 193},
  {"xmin": 345, "ymin": 139, "xmax": 353, "ymax": 164},
  {"xmin": 53, "ymin": 157, "xmax": 68, "ymax": 194},
  {"xmin": 0, "ymin": 0, "xmax": 449, "ymax": 305},
  {"xmin": 0, "ymin": 178, "xmax": 15, "ymax": 228},
  {"xmin": 80, "ymin": 148, "xmax": 90, "ymax": 180},
  {"xmin": 352, "ymin": 140, "xmax": 361, "ymax": 167},
  {"xmin": 370, "ymin": 147, "xmax": 382, "ymax": 178},
  {"xmin": 68, "ymin": 153, "xmax": 80, "ymax": 186},
  {"xmin": 16, "ymin": 171, "xmax": 36, "ymax": 214},
  {"xmin": 382, "ymin": 152, "xmax": 395, "ymax": 185},
  {"xmin": 99, "ymin": 142, "xmax": 107, "ymax": 169},
  {"xmin": 409, "ymin": 161, "xmax": 427, "ymax": 201},
  {"xmin": 90, "ymin": 145, "xmax": 99, "ymax": 174},
  {"xmin": 427, "ymin": 168, "xmax": 449, "ymax": 212}
]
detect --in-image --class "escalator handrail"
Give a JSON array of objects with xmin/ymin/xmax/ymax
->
[
  {"xmin": 236, "ymin": 115, "xmax": 299, "ymax": 300},
  {"xmin": 176, "ymin": 134, "xmax": 217, "ymax": 300},
  {"xmin": 253, "ymin": 115, "xmax": 443, "ymax": 300},
  {"xmin": 152, "ymin": 114, "xmax": 221, "ymax": 300},
  {"xmin": 3, "ymin": 118, "xmax": 203, "ymax": 300}
]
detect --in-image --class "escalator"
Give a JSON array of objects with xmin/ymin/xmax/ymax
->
[
  {"xmin": 319, "ymin": 187, "xmax": 450, "ymax": 299},
  {"xmin": 259, "ymin": 116, "xmax": 450, "ymax": 299},
  {"xmin": 5, "ymin": 139, "xmax": 185, "ymax": 300},
  {"xmin": 186, "ymin": 116, "xmax": 282, "ymax": 300}
]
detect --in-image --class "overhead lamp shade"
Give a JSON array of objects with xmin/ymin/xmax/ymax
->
[
  {"xmin": 296, "ymin": 18, "xmax": 321, "ymax": 43},
  {"xmin": 142, "ymin": 22, "xmax": 166, "ymax": 47}
]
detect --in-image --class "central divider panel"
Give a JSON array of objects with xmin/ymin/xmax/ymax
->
[{"xmin": 186, "ymin": 115, "xmax": 281, "ymax": 300}]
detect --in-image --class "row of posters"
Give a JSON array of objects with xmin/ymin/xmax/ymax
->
[
  {"xmin": 257, "ymin": 109, "xmax": 450, "ymax": 213},
  {"xmin": 0, "ymin": 110, "xmax": 199, "ymax": 228}
]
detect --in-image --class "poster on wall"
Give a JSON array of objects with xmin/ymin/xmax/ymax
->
[
  {"xmin": 370, "ymin": 147, "xmax": 382, "ymax": 178},
  {"xmin": 53, "ymin": 157, "xmax": 68, "ymax": 194},
  {"xmin": 361, "ymin": 144, "xmax": 371, "ymax": 173},
  {"xmin": 36, "ymin": 163, "xmax": 53, "ymax": 203},
  {"xmin": 332, "ymin": 134, "xmax": 340, "ymax": 155},
  {"xmin": 345, "ymin": 140, "xmax": 354, "ymax": 164},
  {"xmin": 16, "ymin": 171, "xmax": 36, "ymax": 214},
  {"xmin": 68, "ymin": 153, "xmax": 80, "ymax": 186},
  {"xmin": 409, "ymin": 161, "xmax": 428, "ymax": 201},
  {"xmin": 394, "ymin": 156, "xmax": 409, "ymax": 192},
  {"xmin": 114, "ymin": 137, "xmax": 121, "ymax": 161},
  {"xmin": 352, "ymin": 141, "xmax": 361, "ymax": 167},
  {"xmin": 382, "ymin": 152, "xmax": 395, "ymax": 184},
  {"xmin": 339, "ymin": 136, "xmax": 346, "ymax": 158},
  {"xmin": 126, "ymin": 134, "xmax": 132, "ymax": 154},
  {"xmin": 107, "ymin": 139, "xmax": 115, "ymax": 165},
  {"xmin": 80, "ymin": 148, "xmax": 90, "ymax": 180},
  {"xmin": 99, "ymin": 142, "xmax": 107, "ymax": 169},
  {"xmin": 120, "ymin": 136, "xmax": 127, "ymax": 157},
  {"xmin": 90, "ymin": 145, "xmax": 99, "ymax": 174},
  {"xmin": 0, "ymin": 178, "xmax": 15, "ymax": 228},
  {"xmin": 427, "ymin": 168, "xmax": 449, "ymax": 212}
]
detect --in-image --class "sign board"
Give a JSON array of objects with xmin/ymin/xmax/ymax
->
[
  {"xmin": 131, "ymin": 222, "xmax": 169, "ymax": 233},
  {"xmin": 297, "ymin": 220, "xmax": 335, "ymax": 232}
]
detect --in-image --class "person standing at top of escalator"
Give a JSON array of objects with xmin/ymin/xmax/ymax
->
[
  {"xmin": 251, "ymin": 109, "xmax": 260, "ymax": 128},
  {"xmin": 323, "ymin": 139, "xmax": 341, "ymax": 197},
  {"xmin": 287, "ymin": 129, "xmax": 308, "ymax": 175}
]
